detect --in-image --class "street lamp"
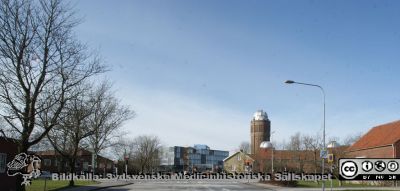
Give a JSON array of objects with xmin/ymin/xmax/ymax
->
[
  {"xmin": 285, "ymin": 80, "xmax": 326, "ymax": 191},
  {"xmin": 260, "ymin": 141, "xmax": 274, "ymax": 174}
]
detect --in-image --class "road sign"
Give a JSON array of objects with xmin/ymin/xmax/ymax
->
[
  {"xmin": 320, "ymin": 150, "xmax": 328, "ymax": 159},
  {"xmin": 328, "ymin": 154, "xmax": 334, "ymax": 163}
]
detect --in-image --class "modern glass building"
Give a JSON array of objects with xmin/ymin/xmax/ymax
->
[{"xmin": 160, "ymin": 144, "xmax": 229, "ymax": 172}]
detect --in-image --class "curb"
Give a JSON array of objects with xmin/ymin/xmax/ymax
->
[
  {"xmin": 86, "ymin": 182, "xmax": 134, "ymax": 191},
  {"xmin": 61, "ymin": 182, "xmax": 134, "ymax": 191}
]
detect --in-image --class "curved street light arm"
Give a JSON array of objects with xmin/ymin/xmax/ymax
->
[{"xmin": 285, "ymin": 80, "xmax": 326, "ymax": 191}]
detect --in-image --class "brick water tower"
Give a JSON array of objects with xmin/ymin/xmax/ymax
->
[{"xmin": 250, "ymin": 110, "xmax": 271, "ymax": 155}]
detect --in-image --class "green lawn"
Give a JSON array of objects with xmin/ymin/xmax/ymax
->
[
  {"xmin": 297, "ymin": 179, "xmax": 382, "ymax": 188},
  {"xmin": 26, "ymin": 179, "xmax": 98, "ymax": 191}
]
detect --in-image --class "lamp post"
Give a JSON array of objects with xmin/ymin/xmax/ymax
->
[{"xmin": 285, "ymin": 80, "xmax": 326, "ymax": 191}]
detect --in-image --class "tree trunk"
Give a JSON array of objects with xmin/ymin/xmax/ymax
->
[
  {"xmin": 16, "ymin": 175, "xmax": 25, "ymax": 191},
  {"xmin": 16, "ymin": 143, "xmax": 29, "ymax": 191},
  {"xmin": 69, "ymin": 158, "xmax": 76, "ymax": 186}
]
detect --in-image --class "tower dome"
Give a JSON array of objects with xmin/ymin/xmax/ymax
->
[
  {"xmin": 260, "ymin": 141, "xmax": 273, "ymax": 149},
  {"xmin": 253, "ymin": 110, "xmax": 268, "ymax": 121}
]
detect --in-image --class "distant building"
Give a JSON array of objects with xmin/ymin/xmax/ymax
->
[
  {"xmin": 247, "ymin": 109, "xmax": 348, "ymax": 173},
  {"xmin": 35, "ymin": 149, "xmax": 114, "ymax": 174},
  {"xmin": 250, "ymin": 110, "xmax": 271, "ymax": 155},
  {"xmin": 0, "ymin": 137, "xmax": 18, "ymax": 191},
  {"xmin": 223, "ymin": 150, "xmax": 255, "ymax": 173},
  {"xmin": 160, "ymin": 144, "xmax": 229, "ymax": 172},
  {"xmin": 347, "ymin": 120, "xmax": 400, "ymax": 158}
]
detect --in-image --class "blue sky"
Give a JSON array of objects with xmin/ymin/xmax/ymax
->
[{"xmin": 71, "ymin": 0, "xmax": 400, "ymax": 152}]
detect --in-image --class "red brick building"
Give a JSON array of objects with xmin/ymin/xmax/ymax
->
[
  {"xmin": 35, "ymin": 149, "xmax": 114, "ymax": 174},
  {"xmin": 255, "ymin": 146, "xmax": 348, "ymax": 173},
  {"xmin": 0, "ymin": 137, "xmax": 18, "ymax": 191},
  {"xmin": 255, "ymin": 149, "xmax": 322, "ymax": 173},
  {"xmin": 347, "ymin": 120, "xmax": 400, "ymax": 158}
]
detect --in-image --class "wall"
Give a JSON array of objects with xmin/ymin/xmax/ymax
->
[
  {"xmin": 0, "ymin": 137, "xmax": 18, "ymax": 191},
  {"xmin": 347, "ymin": 145, "xmax": 394, "ymax": 158},
  {"xmin": 250, "ymin": 120, "xmax": 270, "ymax": 155},
  {"xmin": 223, "ymin": 152, "xmax": 254, "ymax": 173},
  {"xmin": 38, "ymin": 152, "xmax": 114, "ymax": 174}
]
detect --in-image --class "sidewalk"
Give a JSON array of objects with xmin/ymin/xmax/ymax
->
[{"xmin": 60, "ymin": 180, "xmax": 134, "ymax": 191}]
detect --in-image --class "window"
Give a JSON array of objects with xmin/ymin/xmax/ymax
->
[
  {"xmin": 0, "ymin": 153, "xmax": 7, "ymax": 173},
  {"xmin": 44, "ymin": 159, "xmax": 51, "ymax": 166},
  {"xmin": 237, "ymin": 154, "xmax": 241, "ymax": 161}
]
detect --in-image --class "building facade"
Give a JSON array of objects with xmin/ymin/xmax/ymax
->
[
  {"xmin": 223, "ymin": 151, "xmax": 255, "ymax": 173},
  {"xmin": 247, "ymin": 109, "xmax": 347, "ymax": 174},
  {"xmin": 160, "ymin": 144, "xmax": 229, "ymax": 172},
  {"xmin": 347, "ymin": 120, "xmax": 400, "ymax": 158},
  {"xmin": 250, "ymin": 110, "xmax": 271, "ymax": 155},
  {"xmin": 255, "ymin": 148, "xmax": 333, "ymax": 173},
  {"xmin": 0, "ymin": 137, "xmax": 18, "ymax": 191},
  {"xmin": 36, "ymin": 149, "xmax": 114, "ymax": 174}
]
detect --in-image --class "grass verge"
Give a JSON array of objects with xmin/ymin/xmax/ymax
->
[
  {"xmin": 297, "ymin": 179, "xmax": 388, "ymax": 188},
  {"xmin": 26, "ymin": 179, "xmax": 98, "ymax": 191}
]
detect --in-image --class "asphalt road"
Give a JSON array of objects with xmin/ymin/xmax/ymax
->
[
  {"xmin": 88, "ymin": 180, "xmax": 400, "ymax": 191},
  {"xmin": 99, "ymin": 181, "xmax": 273, "ymax": 191}
]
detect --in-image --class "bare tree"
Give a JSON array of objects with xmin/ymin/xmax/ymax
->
[
  {"xmin": 0, "ymin": 1, "xmax": 105, "ymax": 189},
  {"xmin": 0, "ymin": 0, "xmax": 104, "ymax": 151},
  {"xmin": 238, "ymin": 141, "xmax": 250, "ymax": 154},
  {"xmin": 288, "ymin": 132, "xmax": 304, "ymax": 171},
  {"xmin": 113, "ymin": 138, "xmax": 134, "ymax": 160},
  {"xmin": 86, "ymin": 81, "xmax": 134, "ymax": 162},
  {"xmin": 302, "ymin": 133, "xmax": 322, "ymax": 173},
  {"xmin": 132, "ymin": 135, "xmax": 162, "ymax": 173},
  {"xmin": 47, "ymin": 84, "xmax": 95, "ymax": 186},
  {"xmin": 342, "ymin": 132, "xmax": 363, "ymax": 146},
  {"xmin": 112, "ymin": 138, "xmax": 138, "ymax": 173},
  {"xmin": 112, "ymin": 136, "xmax": 162, "ymax": 174},
  {"xmin": 288, "ymin": 132, "xmax": 302, "ymax": 151}
]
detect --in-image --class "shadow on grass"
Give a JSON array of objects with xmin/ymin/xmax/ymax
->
[
  {"xmin": 26, "ymin": 180, "xmax": 100, "ymax": 191},
  {"xmin": 51, "ymin": 185, "xmax": 79, "ymax": 191},
  {"xmin": 54, "ymin": 182, "xmax": 133, "ymax": 191},
  {"xmin": 44, "ymin": 185, "xmax": 98, "ymax": 191}
]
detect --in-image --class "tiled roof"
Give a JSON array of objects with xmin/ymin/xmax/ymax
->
[
  {"xmin": 223, "ymin": 151, "xmax": 254, "ymax": 161},
  {"xmin": 347, "ymin": 120, "xmax": 400, "ymax": 151},
  {"xmin": 259, "ymin": 150, "xmax": 318, "ymax": 160}
]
